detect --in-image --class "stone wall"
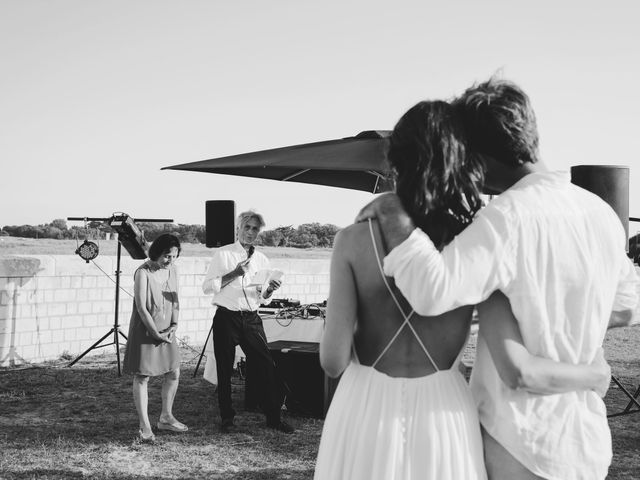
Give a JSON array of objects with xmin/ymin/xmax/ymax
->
[
  {"xmin": 0, "ymin": 255, "xmax": 330, "ymax": 366},
  {"xmin": 3, "ymin": 254, "xmax": 638, "ymax": 368}
]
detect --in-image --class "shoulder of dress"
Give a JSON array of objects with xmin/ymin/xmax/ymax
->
[
  {"xmin": 133, "ymin": 265, "xmax": 150, "ymax": 284},
  {"xmin": 135, "ymin": 263, "xmax": 150, "ymax": 274}
]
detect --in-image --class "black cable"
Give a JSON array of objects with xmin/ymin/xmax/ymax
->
[
  {"xmin": 274, "ymin": 309, "xmax": 294, "ymax": 327},
  {"xmin": 275, "ymin": 304, "xmax": 326, "ymax": 320},
  {"xmin": 241, "ymin": 282, "xmax": 252, "ymax": 310},
  {"xmin": 241, "ymin": 248, "xmax": 254, "ymax": 310},
  {"xmin": 90, "ymin": 260, "xmax": 133, "ymax": 298}
]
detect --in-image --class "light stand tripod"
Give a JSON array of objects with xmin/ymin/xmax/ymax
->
[
  {"xmin": 68, "ymin": 241, "xmax": 128, "ymax": 374},
  {"xmin": 67, "ymin": 215, "xmax": 173, "ymax": 375}
]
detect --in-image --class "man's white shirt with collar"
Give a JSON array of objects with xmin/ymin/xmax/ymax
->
[
  {"xmin": 202, "ymin": 241, "xmax": 273, "ymax": 311},
  {"xmin": 383, "ymin": 170, "xmax": 639, "ymax": 480}
]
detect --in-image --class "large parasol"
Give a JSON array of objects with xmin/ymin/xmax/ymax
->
[{"xmin": 162, "ymin": 130, "xmax": 393, "ymax": 194}]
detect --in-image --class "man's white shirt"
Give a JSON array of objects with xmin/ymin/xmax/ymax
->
[
  {"xmin": 383, "ymin": 171, "xmax": 639, "ymax": 480},
  {"xmin": 202, "ymin": 241, "xmax": 272, "ymax": 311}
]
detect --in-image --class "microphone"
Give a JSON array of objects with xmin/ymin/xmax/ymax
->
[
  {"xmin": 240, "ymin": 245, "xmax": 255, "ymax": 278},
  {"xmin": 242, "ymin": 246, "xmax": 255, "ymax": 280}
]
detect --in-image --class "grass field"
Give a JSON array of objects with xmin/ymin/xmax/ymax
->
[
  {"xmin": 0, "ymin": 237, "xmax": 332, "ymax": 259},
  {"xmin": 1, "ymin": 328, "xmax": 640, "ymax": 479},
  {"xmin": 0, "ymin": 344, "xmax": 322, "ymax": 480}
]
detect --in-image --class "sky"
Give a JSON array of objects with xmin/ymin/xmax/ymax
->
[{"xmin": 1, "ymin": 0, "xmax": 639, "ymax": 232}]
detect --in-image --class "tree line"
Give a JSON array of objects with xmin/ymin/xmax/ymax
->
[{"xmin": 1, "ymin": 219, "xmax": 341, "ymax": 248}]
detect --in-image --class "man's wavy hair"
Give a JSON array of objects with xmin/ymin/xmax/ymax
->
[
  {"xmin": 453, "ymin": 77, "xmax": 540, "ymax": 166},
  {"xmin": 387, "ymin": 100, "xmax": 484, "ymax": 248},
  {"xmin": 236, "ymin": 210, "xmax": 265, "ymax": 239}
]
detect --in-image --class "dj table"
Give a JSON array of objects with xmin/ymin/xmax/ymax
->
[{"xmin": 258, "ymin": 305, "xmax": 325, "ymax": 343}]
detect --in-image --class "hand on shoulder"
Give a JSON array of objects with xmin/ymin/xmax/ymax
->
[
  {"xmin": 354, "ymin": 193, "xmax": 405, "ymax": 223},
  {"xmin": 354, "ymin": 193, "xmax": 415, "ymax": 251}
]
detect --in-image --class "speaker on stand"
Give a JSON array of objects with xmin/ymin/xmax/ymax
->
[
  {"xmin": 571, "ymin": 165, "xmax": 640, "ymax": 417},
  {"xmin": 205, "ymin": 200, "xmax": 236, "ymax": 248},
  {"xmin": 194, "ymin": 200, "xmax": 237, "ymax": 377},
  {"xmin": 570, "ymin": 165, "xmax": 629, "ymax": 242}
]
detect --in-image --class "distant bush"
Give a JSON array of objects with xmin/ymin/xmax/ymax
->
[
  {"xmin": 255, "ymin": 223, "xmax": 340, "ymax": 248},
  {"xmin": 2, "ymin": 219, "xmax": 341, "ymax": 248}
]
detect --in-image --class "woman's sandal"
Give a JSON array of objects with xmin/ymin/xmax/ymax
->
[
  {"xmin": 157, "ymin": 420, "xmax": 188, "ymax": 432},
  {"xmin": 138, "ymin": 429, "xmax": 156, "ymax": 443}
]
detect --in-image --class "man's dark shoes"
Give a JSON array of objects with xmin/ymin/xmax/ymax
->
[
  {"xmin": 267, "ymin": 420, "xmax": 294, "ymax": 434},
  {"xmin": 220, "ymin": 418, "xmax": 235, "ymax": 433}
]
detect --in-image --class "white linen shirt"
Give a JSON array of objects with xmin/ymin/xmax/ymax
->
[
  {"xmin": 202, "ymin": 241, "xmax": 273, "ymax": 311},
  {"xmin": 383, "ymin": 171, "xmax": 639, "ymax": 480}
]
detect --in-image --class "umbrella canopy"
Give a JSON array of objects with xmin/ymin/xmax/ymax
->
[{"xmin": 162, "ymin": 130, "xmax": 393, "ymax": 194}]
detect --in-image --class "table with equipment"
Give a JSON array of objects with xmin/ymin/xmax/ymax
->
[{"xmin": 199, "ymin": 302, "xmax": 337, "ymax": 417}]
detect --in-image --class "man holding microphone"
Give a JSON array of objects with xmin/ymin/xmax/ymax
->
[{"xmin": 202, "ymin": 210, "xmax": 293, "ymax": 434}]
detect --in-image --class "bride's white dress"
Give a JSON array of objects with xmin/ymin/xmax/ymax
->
[{"xmin": 314, "ymin": 222, "xmax": 487, "ymax": 480}]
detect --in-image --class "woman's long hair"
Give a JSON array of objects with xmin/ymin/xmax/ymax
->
[{"xmin": 387, "ymin": 100, "xmax": 484, "ymax": 248}]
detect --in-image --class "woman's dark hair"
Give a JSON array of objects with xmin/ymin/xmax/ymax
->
[
  {"xmin": 387, "ymin": 100, "xmax": 484, "ymax": 248},
  {"xmin": 148, "ymin": 234, "xmax": 181, "ymax": 261}
]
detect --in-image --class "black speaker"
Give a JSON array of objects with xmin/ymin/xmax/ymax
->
[
  {"xmin": 205, "ymin": 200, "xmax": 236, "ymax": 247},
  {"xmin": 245, "ymin": 341, "xmax": 340, "ymax": 419},
  {"xmin": 570, "ymin": 165, "xmax": 629, "ymax": 241}
]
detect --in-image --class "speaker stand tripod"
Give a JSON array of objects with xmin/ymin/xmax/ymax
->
[
  {"xmin": 68, "ymin": 241, "xmax": 128, "ymax": 375},
  {"xmin": 193, "ymin": 321, "xmax": 213, "ymax": 377}
]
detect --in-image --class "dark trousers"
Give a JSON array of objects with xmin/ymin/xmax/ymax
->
[{"xmin": 212, "ymin": 307, "xmax": 282, "ymax": 423}]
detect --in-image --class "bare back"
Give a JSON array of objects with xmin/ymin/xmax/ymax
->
[{"xmin": 341, "ymin": 220, "xmax": 473, "ymax": 378}]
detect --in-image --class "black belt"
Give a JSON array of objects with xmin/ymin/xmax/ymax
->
[{"xmin": 216, "ymin": 305, "xmax": 258, "ymax": 314}]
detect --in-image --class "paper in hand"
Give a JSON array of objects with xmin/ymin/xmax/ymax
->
[{"xmin": 248, "ymin": 269, "xmax": 284, "ymax": 286}]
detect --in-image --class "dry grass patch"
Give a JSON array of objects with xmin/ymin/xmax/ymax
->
[
  {"xmin": 1, "ymin": 329, "xmax": 640, "ymax": 479},
  {"xmin": 0, "ymin": 347, "xmax": 321, "ymax": 479}
]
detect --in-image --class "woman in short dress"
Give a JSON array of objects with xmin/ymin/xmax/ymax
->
[{"xmin": 123, "ymin": 233, "xmax": 188, "ymax": 442}]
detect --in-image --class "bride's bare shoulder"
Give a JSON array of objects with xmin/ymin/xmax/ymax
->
[
  {"xmin": 332, "ymin": 221, "xmax": 372, "ymax": 254},
  {"xmin": 337, "ymin": 221, "xmax": 372, "ymax": 240}
]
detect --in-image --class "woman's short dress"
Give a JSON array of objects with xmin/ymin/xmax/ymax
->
[{"xmin": 123, "ymin": 263, "xmax": 180, "ymax": 376}]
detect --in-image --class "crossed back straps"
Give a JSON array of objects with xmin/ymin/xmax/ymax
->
[{"xmin": 367, "ymin": 219, "xmax": 439, "ymax": 372}]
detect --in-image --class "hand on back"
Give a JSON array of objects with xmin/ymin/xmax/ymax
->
[{"xmin": 590, "ymin": 348, "xmax": 611, "ymax": 398}]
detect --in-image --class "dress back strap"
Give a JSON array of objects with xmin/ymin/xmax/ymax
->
[{"xmin": 367, "ymin": 219, "xmax": 439, "ymax": 372}]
